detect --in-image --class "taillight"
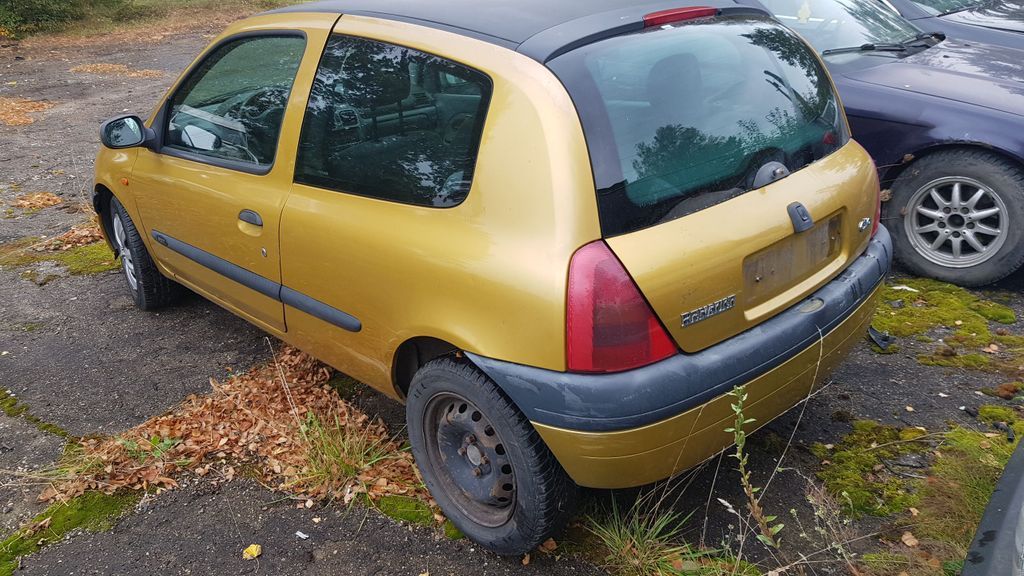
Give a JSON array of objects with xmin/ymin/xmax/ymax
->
[
  {"xmin": 566, "ymin": 241, "xmax": 676, "ymax": 373},
  {"xmin": 643, "ymin": 6, "xmax": 718, "ymax": 27}
]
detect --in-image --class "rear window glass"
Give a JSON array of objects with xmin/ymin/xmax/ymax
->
[{"xmin": 549, "ymin": 15, "xmax": 847, "ymax": 236}]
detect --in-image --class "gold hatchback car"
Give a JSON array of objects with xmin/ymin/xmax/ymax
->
[{"xmin": 93, "ymin": 0, "xmax": 891, "ymax": 554}]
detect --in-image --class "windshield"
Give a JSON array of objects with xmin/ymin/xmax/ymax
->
[
  {"xmin": 910, "ymin": 0, "xmax": 987, "ymax": 14},
  {"xmin": 758, "ymin": 0, "xmax": 924, "ymax": 53},
  {"xmin": 549, "ymin": 15, "xmax": 846, "ymax": 236}
]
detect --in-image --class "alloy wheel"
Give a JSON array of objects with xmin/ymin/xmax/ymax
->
[
  {"xmin": 112, "ymin": 213, "xmax": 138, "ymax": 291},
  {"xmin": 904, "ymin": 176, "xmax": 1008, "ymax": 268}
]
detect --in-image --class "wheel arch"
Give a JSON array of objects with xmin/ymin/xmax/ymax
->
[
  {"xmin": 391, "ymin": 336, "xmax": 461, "ymax": 399},
  {"xmin": 880, "ymin": 142, "xmax": 1024, "ymax": 192},
  {"xmin": 92, "ymin": 184, "xmax": 119, "ymax": 256}
]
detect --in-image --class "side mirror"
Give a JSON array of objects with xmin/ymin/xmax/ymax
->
[{"xmin": 100, "ymin": 115, "xmax": 154, "ymax": 149}]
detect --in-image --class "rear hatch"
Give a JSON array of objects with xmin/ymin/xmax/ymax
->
[{"xmin": 549, "ymin": 12, "xmax": 878, "ymax": 353}]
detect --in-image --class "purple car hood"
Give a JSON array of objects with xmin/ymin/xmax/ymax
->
[
  {"xmin": 842, "ymin": 40, "xmax": 1024, "ymax": 117},
  {"xmin": 942, "ymin": 0, "xmax": 1024, "ymax": 34}
]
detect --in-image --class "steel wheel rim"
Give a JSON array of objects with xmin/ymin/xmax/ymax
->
[
  {"xmin": 904, "ymin": 176, "xmax": 1008, "ymax": 268},
  {"xmin": 422, "ymin": 392, "xmax": 516, "ymax": 528},
  {"xmin": 112, "ymin": 214, "xmax": 138, "ymax": 290}
]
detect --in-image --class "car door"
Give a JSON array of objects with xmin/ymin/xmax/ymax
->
[
  {"xmin": 278, "ymin": 31, "xmax": 493, "ymax": 393},
  {"xmin": 131, "ymin": 33, "xmax": 309, "ymax": 333}
]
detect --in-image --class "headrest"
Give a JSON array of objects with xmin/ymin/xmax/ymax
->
[
  {"xmin": 339, "ymin": 43, "xmax": 411, "ymax": 109},
  {"xmin": 646, "ymin": 53, "xmax": 703, "ymax": 116}
]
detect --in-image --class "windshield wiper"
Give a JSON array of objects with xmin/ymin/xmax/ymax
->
[
  {"xmin": 822, "ymin": 43, "xmax": 907, "ymax": 56},
  {"xmin": 901, "ymin": 31, "xmax": 946, "ymax": 46}
]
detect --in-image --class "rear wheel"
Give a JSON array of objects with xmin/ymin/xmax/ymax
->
[
  {"xmin": 110, "ymin": 196, "xmax": 181, "ymax": 310},
  {"xmin": 884, "ymin": 150, "xmax": 1024, "ymax": 286},
  {"xmin": 406, "ymin": 359, "xmax": 577, "ymax": 555}
]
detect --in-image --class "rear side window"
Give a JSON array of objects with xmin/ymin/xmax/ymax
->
[
  {"xmin": 549, "ymin": 15, "xmax": 847, "ymax": 236},
  {"xmin": 295, "ymin": 35, "xmax": 492, "ymax": 208}
]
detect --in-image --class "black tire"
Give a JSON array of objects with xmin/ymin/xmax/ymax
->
[
  {"xmin": 883, "ymin": 149, "xmax": 1024, "ymax": 286},
  {"xmin": 109, "ymin": 196, "xmax": 181, "ymax": 310},
  {"xmin": 406, "ymin": 358, "xmax": 577, "ymax": 555}
]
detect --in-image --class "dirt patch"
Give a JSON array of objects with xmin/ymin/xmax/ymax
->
[
  {"xmin": 0, "ymin": 98, "xmax": 53, "ymax": 127},
  {"xmin": 69, "ymin": 63, "xmax": 161, "ymax": 78}
]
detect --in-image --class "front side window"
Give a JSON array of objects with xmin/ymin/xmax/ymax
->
[
  {"xmin": 166, "ymin": 35, "xmax": 306, "ymax": 168},
  {"xmin": 549, "ymin": 15, "xmax": 847, "ymax": 236},
  {"xmin": 294, "ymin": 35, "xmax": 492, "ymax": 208}
]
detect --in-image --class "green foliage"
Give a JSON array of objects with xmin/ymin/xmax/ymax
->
[
  {"xmin": 0, "ymin": 0, "xmax": 85, "ymax": 37},
  {"xmin": 442, "ymin": 519, "xmax": 463, "ymax": 540},
  {"xmin": 811, "ymin": 420, "xmax": 927, "ymax": 517},
  {"xmin": 117, "ymin": 436, "xmax": 181, "ymax": 463},
  {"xmin": 0, "ymin": 492, "xmax": 138, "ymax": 576},
  {"xmin": 293, "ymin": 411, "xmax": 398, "ymax": 494},
  {"xmin": 726, "ymin": 385, "xmax": 784, "ymax": 549}
]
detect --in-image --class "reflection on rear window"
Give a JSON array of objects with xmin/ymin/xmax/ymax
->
[{"xmin": 549, "ymin": 15, "xmax": 847, "ymax": 236}]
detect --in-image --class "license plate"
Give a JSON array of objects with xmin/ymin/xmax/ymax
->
[{"xmin": 743, "ymin": 216, "xmax": 841, "ymax": 305}]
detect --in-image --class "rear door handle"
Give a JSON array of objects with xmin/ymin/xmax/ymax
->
[{"xmin": 239, "ymin": 209, "xmax": 263, "ymax": 227}]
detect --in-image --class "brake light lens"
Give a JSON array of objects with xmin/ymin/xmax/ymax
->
[
  {"xmin": 567, "ymin": 241, "xmax": 677, "ymax": 373},
  {"xmin": 643, "ymin": 6, "xmax": 718, "ymax": 27}
]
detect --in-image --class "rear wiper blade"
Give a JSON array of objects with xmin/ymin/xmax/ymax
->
[{"xmin": 822, "ymin": 43, "xmax": 907, "ymax": 56}]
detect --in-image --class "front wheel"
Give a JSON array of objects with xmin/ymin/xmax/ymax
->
[
  {"xmin": 884, "ymin": 149, "xmax": 1024, "ymax": 286},
  {"xmin": 110, "ymin": 196, "xmax": 181, "ymax": 310},
  {"xmin": 406, "ymin": 359, "xmax": 577, "ymax": 555}
]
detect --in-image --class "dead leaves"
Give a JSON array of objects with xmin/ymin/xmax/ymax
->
[
  {"xmin": 41, "ymin": 346, "xmax": 428, "ymax": 508},
  {"xmin": 11, "ymin": 192, "xmax": 61, "ymax": 210},
  {"xmin": 42, "ymin": 221, "xmax": 104, "ymax": 251},
  {"xmin": 69, "ymin": 63, "xmax": 162, "ymax": 78},
  {"xmin": 0, "ymin": 97, "xmax": 54, "ymax": 126},
  {"xmin": 900, "ymin": 531, "xmax": 919, "ymax": 548}
]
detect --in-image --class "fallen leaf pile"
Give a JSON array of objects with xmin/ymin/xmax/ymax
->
[
  {"xmin": 0, "ymin": 97, "xmax": 54, "ymax": 126},
  {"xmin": 42, "ymin": 221, "xmax": 104, "ymax": 251},
  {"xmin": 11, "ymin": 191, "xmax": 61, "ymax": 210},
  {"xmin": 42, "ymin": 346, "xmax": 428, "ymax": 506},
  {"xmin": 69, "ymin": 63, "xmax": 162, "ymax": 78}
]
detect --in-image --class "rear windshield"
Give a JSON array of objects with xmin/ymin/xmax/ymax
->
[{"xmin": 549, "ymin": 14, "xmax": 847, "ymax": 236}]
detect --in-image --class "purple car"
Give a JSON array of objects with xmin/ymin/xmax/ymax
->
[{"xmin": 748, "ymin": 0, "xmax": 1024, "ymax": 286}]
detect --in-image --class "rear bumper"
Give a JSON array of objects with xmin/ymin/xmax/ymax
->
[{"xmin": 468, "ymin": 226, "xmax": 891, "ymax": 488}]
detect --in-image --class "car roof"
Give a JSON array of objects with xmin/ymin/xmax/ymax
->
[{"xmin": 265, "ymin": 0, "xmax": 766, "ymax": 61}]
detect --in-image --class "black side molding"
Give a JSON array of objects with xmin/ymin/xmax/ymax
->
[
  {"xmin": 281, "ymin": 286, "xmax": 362, "ymax": 333},
  {"xmin": 150, "ymin": 230, "xmax": 361, "ymax": 333}
]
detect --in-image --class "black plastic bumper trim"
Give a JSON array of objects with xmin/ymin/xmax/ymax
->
[
  {"xmin": 468, "ymin": 226, "xmax": 892, "ymax": 433},
  {"xmin": 962, "ymin": 440, "xmax": 1024, "ymax": 576},
  {"xmin": 150, "ymin": 230, "xmax": 361, "ymax": 333}
]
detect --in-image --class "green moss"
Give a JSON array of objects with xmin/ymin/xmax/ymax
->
[
  {"xmin": 869, "ymin": 343, "xmax": 900, "ymax": 355},
  {"xmin": 873, "ymin": 278, "xmax": 1024, "ymax": 372},
  {"xmin": 978, "ymin": 405, "xmax": 1022, "ymax": 430},
  {"xmin": 53, "ymin": 243, "xmax": 118, "ymax": 275},
  {"xmin": 442, "ymin": 519, "xmax": 464, "ymax": 540},
  {"xmin": 376, "ymin": 495, "xmax": 433, "ymax": 526},
  {"xmin": 918, "ymin": 352, "xmax": 991, "ymax": 370},
  {"xmin": 812, "ymin": 420, "xmax": 927, "ymax": 517},
  {"xmin": 0, "ymin": 237, "xmax": 116, "ymax": 277},
  {"xmin": 0, "ymin": 388, "xmax": 70, "ymax": 438},
  {"xmin": 0, "ymin": 237, "xmax": 42, "ymax": 268},
  {"xmin": 0, "ymin": 491, "xmax": 138, "ymax": 576}
]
